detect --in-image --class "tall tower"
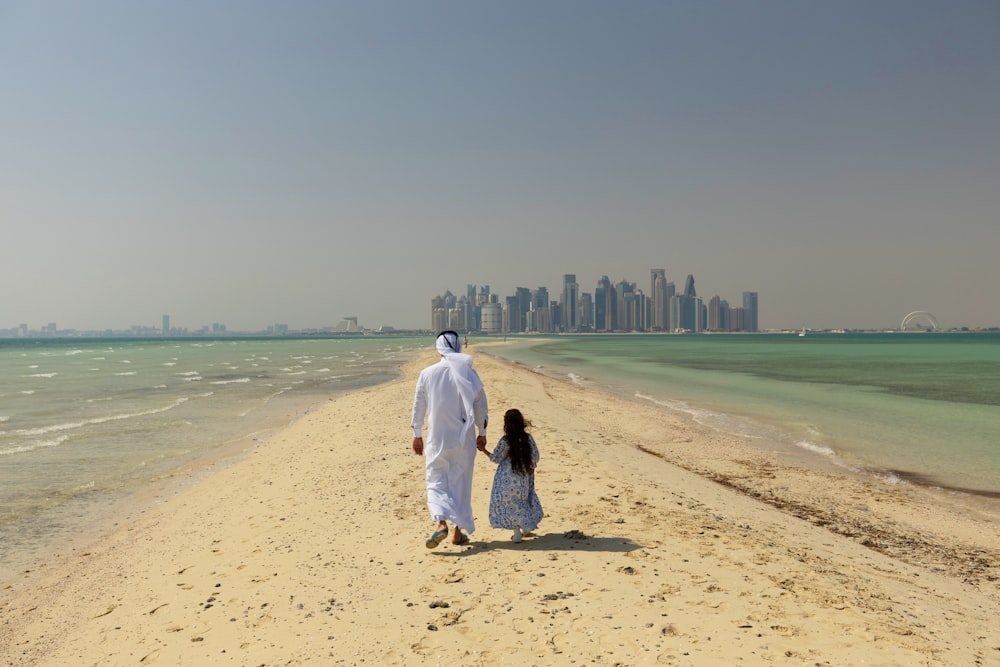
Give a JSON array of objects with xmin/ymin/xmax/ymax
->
[
  {"xmin": 431, "ymin": 295, "xmax": 447, "ymax": 332},
  {"xmin": 162, "ymin": 315, "xmax": 170, "ymax": 335},
  {"xmin": 561, "ymin": 274, "xmax": 578, "ymax": 332},
  {"xmin": 651, "ymin": 269, "xmax": 667, "ymax": 331},
  {"xmin": 595, "ymin": 275, "xmax": 616, "ymax": 332},
  {"xmin": 742, "ymin": 292, "xmax": 759, "ymax": 332},
  {"xmin": 650, "ymin": 269, "xmax": 665, "ymax": 300},
  {"xmin": 683, "ymin": 274, "xmax": 696, "ymax": 298}
]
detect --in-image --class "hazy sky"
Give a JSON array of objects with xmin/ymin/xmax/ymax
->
[{"xmin": 3, "ymin": 1, "xmax": 998, "ymax": 332}]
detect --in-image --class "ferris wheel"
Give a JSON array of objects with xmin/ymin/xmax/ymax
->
[{"xmin": 900, "ymin": 311, "xmax": 939, "ymax": 331}]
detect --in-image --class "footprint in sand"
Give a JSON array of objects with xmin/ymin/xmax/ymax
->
[{"xmin": 139, "ymin": 648, "xmax": 161, "ymax": 663}]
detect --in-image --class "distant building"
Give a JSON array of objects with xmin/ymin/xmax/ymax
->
[
  {"xmin": 480, "ymin": 303, "xmax": 502, "ymax": 333},
  {"xmin": 651, "ymin": 269, "xmax": 668, "ymax": 331},
  {"xmin": 595, "ymin": 275, "xmax": 615, "ymax": 332},
  {"xmin": 742, "ymin": 292, "xmax": 759, "ymax": 332},
  {"xmin": 333, "ymin": 317, "xmax": 360, "ymax": 333},
  {"xmin": 561, "ymin": 274, "xmax": 578, "ymax": 332},
  {"xmin": 671, "ymin": 294, "xmax": 701, "ymax": 332},
  {"xmin": 683, "ymin": 274, "xmax": 696, "ymax": 298},
  {"xmin": 429, "ymin": 269, "xmax": 759, "ymax": 334}
]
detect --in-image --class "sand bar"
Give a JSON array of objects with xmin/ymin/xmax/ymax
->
[{"xmin": 1, "ymin": 345, "xmax": 998, "ymax": 665}]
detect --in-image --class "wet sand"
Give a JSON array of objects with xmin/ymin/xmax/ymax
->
[{"xmin": 1, "ymin": 346, "xmax": 998, "ymax": 665}]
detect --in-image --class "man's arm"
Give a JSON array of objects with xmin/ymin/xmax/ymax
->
[
  {"xmin": 411, "ymin": 374, "xmax": 427, "ymax": 455},
  {"xmin": 473, "ymin": 384, "xmax": 488, "ymax": 450}
]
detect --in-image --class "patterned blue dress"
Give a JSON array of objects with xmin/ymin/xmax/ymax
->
[{"xmin": 488, "ymin": 435, "xmax": 543, "ymax": 531}]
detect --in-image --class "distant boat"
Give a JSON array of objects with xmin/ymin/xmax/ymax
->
[{"xmin": 798, "ymin": 327, "xmax": 807, "ymax": 337}]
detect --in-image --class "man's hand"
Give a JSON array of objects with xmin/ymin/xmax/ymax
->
[{"xmin": 412, "ymin": 437, "xmax": 424, "ymax": 455}]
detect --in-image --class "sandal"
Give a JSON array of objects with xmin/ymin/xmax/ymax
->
[{"xmin": 425, "ymin": 529, "xmax": 448, "ymax": 549}]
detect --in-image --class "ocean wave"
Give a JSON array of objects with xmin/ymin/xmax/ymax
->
[
  {"xmin": 0, "ymin": 434, "xmax": 70, "ymax": 456},
  {"xmin": 0, "ymin": 415, "xmax": 9, "ymax": 423},
  {"xmin": 9, "ymin": 397, "xmax": 192, "ymax": 437},
  {"xmin": 65, "ymin": 350, "xmax": 84, "ymax": 356},
  {"xmin": 874, "ymin": 471, "xmax": 906, "ymax": 485},
  {"xmin": 20, "ymin": 390, "xmax": 35, "ymax": 395},
  {"xmin": 634, "ymin": 392, "xmax": 760, "ymax": 437},
  {"xmin": 115, "ymin": 371, "xmax": 137, "ymax": 376},
  {"xmin": 210, "ymin": 378, "xmax": 252, "ymax": 385},
  {"xmin": 794, "ymin": 441, "xmax": 837, "ymax": 458},
  {"xmin": 176, "ymin": 371, "xmax": 200, "ymax": 376},
  {"xmin": 635, "ymin": 392, "xmax": 704, "ymax": 418},
  {"xmin": 566, "ymin": 373, "xmax": 585, "ymax": 384},
  {"xmin": 24, "ymin": 373, "xmax": 58, "ymax": 378}
]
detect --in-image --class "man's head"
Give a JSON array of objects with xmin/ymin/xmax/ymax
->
[{"xmin": 436, "ymin": 330, "xmax": 461, "ymax": 355}]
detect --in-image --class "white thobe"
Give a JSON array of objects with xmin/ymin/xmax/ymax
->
[{"xmin": 411, "ymin": 355, "xmax": 488, "ymax": 532}]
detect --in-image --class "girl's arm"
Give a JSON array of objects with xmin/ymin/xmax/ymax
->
[{"xmin": 487, "ymin": 437, "xmax": 508, "ymax": 463}]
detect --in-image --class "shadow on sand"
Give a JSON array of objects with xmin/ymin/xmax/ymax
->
[{"xmin": 435, "ymin": 530, "xmax": 643, "ymax": 557}]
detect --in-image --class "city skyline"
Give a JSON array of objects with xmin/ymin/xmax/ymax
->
[
  {"xmin": 3, "ymin": 3, "xmax": 998, "ymax": 333},
  {"xmin": 3, "ymin": 261, "xmax": 992, "ymax": 336},
  {"xmin": 431, "ymin": 270, "xmax": 760, "ymax": 334}
]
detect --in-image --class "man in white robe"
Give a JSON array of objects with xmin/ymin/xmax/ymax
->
[{"xmin": 411, "ymin": 331, "xmax": 488, "ymax": 547}]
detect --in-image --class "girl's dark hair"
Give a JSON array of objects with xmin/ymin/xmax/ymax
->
[{"xmin": 503, "ymin": 408, "xmax": 533, "ymax": 475}]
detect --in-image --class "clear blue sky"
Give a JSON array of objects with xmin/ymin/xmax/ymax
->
[{"xmin": 2, "ymin": 1, "xmax": 998, "ymax": 331}]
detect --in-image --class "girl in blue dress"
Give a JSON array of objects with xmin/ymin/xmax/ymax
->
[{"xmin": 478, "ymin": 408, "xmax": 543, "ymax": 542}]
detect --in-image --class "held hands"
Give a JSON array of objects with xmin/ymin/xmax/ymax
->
[{"xmin": 414, "ymin": 436, "xmax": 488, "ymax": 456}]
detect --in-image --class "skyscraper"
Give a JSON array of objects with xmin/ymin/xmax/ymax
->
[
  {"xmin": 651, "ymin": 269, "xmax": 668, "ymax": 331},
  {"xmin": 578, "ymin": 292, "xmax": 593, "ymax": 331},
  {"xmin": 595, "ymin": 275, "xmax": 616, "ymax": 332},
  {"xmin": 670, "ymin": 294, "xmax": 700, "ymax": 332},
  {"xmin": 515, "ymin": 287, "xmax": 532, "ymax": 333},
  {"xmin": 561, "ymin": 274, "xmax": 578, "ymax": 332},
  {"xmin": 742, "ymin": 292, "xmax": 759, "ymax": 332},
  {"xmin": 431, "ymin": 295, "xmax": 447, "ymax": 332},
  {"xmin": 162, "ymin": 315, "xmax": 169, "ymax": 336},
  {"xmin": 683, "ymin": 274, "xmax": 696, "ymax": 297},
  {"xmin": 529, "ymin": 287, "xmax": 551, "ymax": 333},
  {"xmin": 480, "ymin": 302, "xmax": 502, "ymax": 333}
]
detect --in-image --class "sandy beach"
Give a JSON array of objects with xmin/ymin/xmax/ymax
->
[{"xmin": 2, "ymin": 344, "xmax": 998, "ymax": 666}]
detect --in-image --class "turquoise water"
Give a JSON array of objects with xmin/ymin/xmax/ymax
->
[
  {"xmin": 486, "ymin": 333, "xmax": 1000, "ymax": 499},
  {"xmin": 0, "ymin": 336, "xmax": 427, "ymax": 575}
]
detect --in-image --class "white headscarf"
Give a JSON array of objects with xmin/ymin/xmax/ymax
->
[
  {"xmin": 435, "ymin": 331, "xmax": 483, "ymax": 429},
  {"xmin": 435, "ymin": 330, "xmax": 463, "ymax": 356}
]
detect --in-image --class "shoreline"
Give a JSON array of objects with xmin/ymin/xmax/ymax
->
[
  {"xmin": 479, "ymin": 344, "xmax": 1000, "ymax": 582},
  {"xmin": 0, "ymin": 358, "xmax": 412, "ymax": 584},
  {"xmin": 2, "ymin": 346, "xmax": 998, "ymax": 665},
  {"xmin": 481, "ymin": 342, "xmax": 1000, "ymax": 517}
]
